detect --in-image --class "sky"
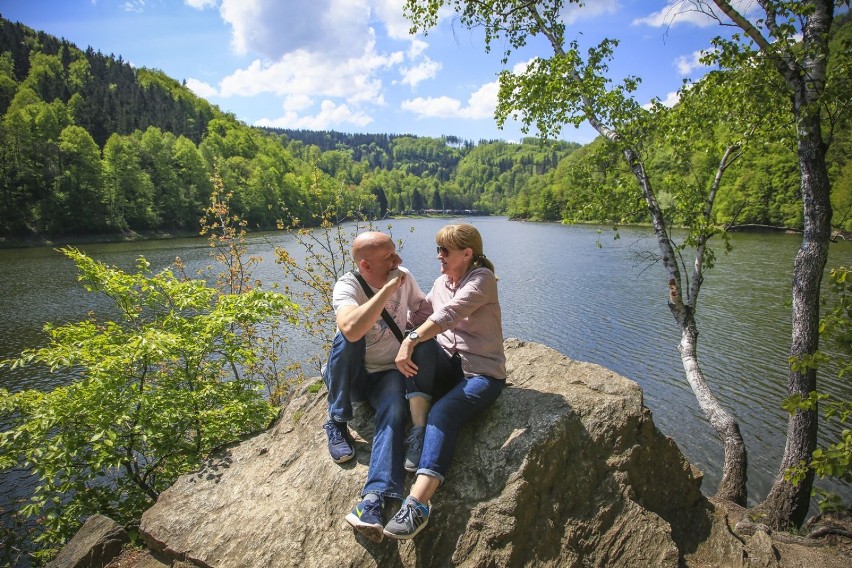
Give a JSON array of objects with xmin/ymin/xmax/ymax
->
[{"xmin": 0, "ymin": 0, "xmax": 747, "ymax": 144}]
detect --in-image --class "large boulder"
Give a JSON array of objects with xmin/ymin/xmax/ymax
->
[{"xmin": 139, "ymin": 339, "xmax": 711, "ymax": 567}]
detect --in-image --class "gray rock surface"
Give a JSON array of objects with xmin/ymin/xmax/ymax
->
[
  {"xmin": 45, "ymin": 513, "xmax": 128, "ymax": 568},
  {"xmin": 139, "ymin": 339, "xmax": 710, "ymax": 567}
]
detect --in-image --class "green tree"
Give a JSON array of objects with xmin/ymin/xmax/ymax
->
[
  {"xmin": 0, "ymin": 247, "xmax": 294, "ymax": 560},
  {"xmin": 170, "ymin": 134, "xmax": 213, "ymax": 228},
  {"xmin": 48, "ymin": 124, "xmax": 106, "ymax": 233},
  {"xmin": 697, "ymin": 0, "xmax": 842, "ymax": 529},
  {"xmin": 102, "ymin": 133, "xmax": 157, "ymax": 230}
]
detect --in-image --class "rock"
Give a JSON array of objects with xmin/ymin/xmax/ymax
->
[
  {"xmin": 46, "ymin": 513, "xmax": 128, "ymax": 568},
  {"xmin": 139, "ymin": 339, "xmax": 710, "ymax": 567}
]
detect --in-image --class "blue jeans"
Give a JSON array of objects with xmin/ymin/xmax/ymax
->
[
  {"xmin": 323, "ymin": 332, "xmax": 436, "ymax": 499},
  {"xmin": 416, "ymin": 349, "xmax": 505, "ymax": 482}
]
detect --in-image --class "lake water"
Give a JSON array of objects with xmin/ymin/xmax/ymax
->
[{"xmin": 1, "ymin": 216, "xmax": 851, "ymax": 518}]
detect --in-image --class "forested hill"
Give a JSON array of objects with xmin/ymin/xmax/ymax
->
[
  {"xmin": 0, "ymin": 17, "xmax": 214, "ymax": 148},
  {"xmin": 0, "ymin": 14, "xmax": 849, "ymax": 240},
  {"xmin": 0, "ymin": 15, "xmax": 578, "ymax": 239}
]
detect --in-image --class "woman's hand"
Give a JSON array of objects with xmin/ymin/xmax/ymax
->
[{"xmin": 395, "ymin": 339, "xmax": 418, "ymax": 378}]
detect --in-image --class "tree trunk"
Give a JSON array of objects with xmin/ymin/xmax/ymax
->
[
  {"xmin": 675, "ymin": 307, "xmax": 748, "ymax": 504},
  {"xmin": 756, "ymin": 110, "xmax": 832, "ymax": 529},
  {"xmin": 745, "ymin": 0, "xmax": 835, "ymax": 529},
  {"xmin": 624, "ymin": 148, "xmax": 749, "ymax": 504}
]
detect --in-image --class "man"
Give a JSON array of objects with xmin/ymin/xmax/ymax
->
[{"xmin": 323, "ymin": 231, "xmax": 434, "ymax": 542}]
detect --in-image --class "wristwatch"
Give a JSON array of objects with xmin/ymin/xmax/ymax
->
[{"xmin": 407, "ymin": 330, "xmax": 420, "ymax": 343}]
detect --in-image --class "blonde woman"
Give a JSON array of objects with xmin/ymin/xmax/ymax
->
[{"xmin": 389, "ymin": 223, "xmax": 506, "ymax": 539}]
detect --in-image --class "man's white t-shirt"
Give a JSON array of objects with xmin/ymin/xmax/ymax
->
[{"xmin": 332, "ymin": 267, "xmax": 427, "ymax": 373}]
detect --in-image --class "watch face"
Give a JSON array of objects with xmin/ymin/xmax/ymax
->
[{"xmin": 409, "ymin": 331, "xmax": 419, "ymax": 341}]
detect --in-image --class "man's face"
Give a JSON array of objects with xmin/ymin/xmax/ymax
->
[{"xmin": 366, "ymin": 243, "xmax": 401, "ymax": 279}]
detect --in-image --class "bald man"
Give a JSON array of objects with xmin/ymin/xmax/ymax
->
[{"xmin": 323, "ymin": 231, "xmax": 435, "ymax": 542}]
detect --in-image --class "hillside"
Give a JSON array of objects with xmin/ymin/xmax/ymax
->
[{"xmin": 0, "ymin": 13, "xmax": 849, "ymax": 239}]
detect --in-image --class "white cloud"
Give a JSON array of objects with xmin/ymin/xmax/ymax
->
[
  {"xmin": 372, "ymin": 0, "xmax": 413, "ymax": 41},
  {"xmin": 407, "ymin": 39, "xmax": 428, "ymax": 59},
  {"xmin": 633, "ymin": 0, "xmax": 759, "ymax": 28},
  {"xmin": 220, "ymin": 0, "xmax": 372, "ymax": 59},
  {"xmin": 217, "ymin": 32, "xmax": 396, "ymax": 105},
  {"xmin": 641, "ymin": 90, "xmax": 681, "ymax": 110},
  {"xmin": 399, "ymin": 57, "xmax": 441, "ymax": 87},
  {"xmin": 122, "ymin": 1, "xmax": 145, "ymax": 13},
  {"xmin": 282, "ymin": 94, "xmax": 314, "ymax": 113},
  {"xmin": 633, "ymin": 0, "xmax": 716, "ymax": 28},
  {"xmin": 210, "ymin": 0, "xmax": 433, "ymax": 130},
  {"xmin": 675, "ymin": 50, "xmax": 709, "ymax": 75},
  {"xmin": 185, "ymin": 0, "xmax": 217, "ymax": 9},
  {"xmin": 562, "ymin": 0, "xmax": 619, "ymax": 25},
  {"xmin": 658, "ymin": 91, "xmax": 681, "ymax": 108},
  {"xmin": 185, "ymin": 78, "xmax": 218, "ymax": 98},
  {"xmin": 256, "ymin": 99, "xmax": 373, "ymax": 129},
  {"xmin": 401, "ymin": 80, "xmax": 497, "ymax": 120}
]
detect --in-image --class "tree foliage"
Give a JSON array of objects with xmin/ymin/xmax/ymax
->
[{"xmin": 0, "ymin": 247, "xmax": 294, "ymax": 558}]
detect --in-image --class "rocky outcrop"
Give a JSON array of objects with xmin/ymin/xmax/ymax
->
[
  {"xmin": 137, "ymin": 339, "xmax": 710, "ymax": 567},
  {"xmin": 54, "ymin": 338, "xmax": 844, "ymax": 567},
  {"xmin": 45, "ymin": 514, "xmax": 128, "ymax": 568}
]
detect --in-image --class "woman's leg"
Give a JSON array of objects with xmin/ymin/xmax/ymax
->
[
  {"xmin": 416, "ymin": 374, "xmax": 504, "ymax": 483},
  {"xmin": 405, "ymin": 338, "xmax": 439, "ymax": 427}
]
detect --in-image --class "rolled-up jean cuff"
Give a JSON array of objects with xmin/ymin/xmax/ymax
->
[
  {"xmin": 415, "ymin": 468, "xmax": 444, "ymax": 484},
  {"xmin": 362, "ymin": 489, "xmax": 404, "ymax": 500},
  {"xmin": 405, "ymin": 391, "xmax": 433, "ymax": 402}
]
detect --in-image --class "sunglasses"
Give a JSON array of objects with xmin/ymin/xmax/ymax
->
[{"xmin": 436, "ymin": 246, "xmax": 451, "ymax": 256}]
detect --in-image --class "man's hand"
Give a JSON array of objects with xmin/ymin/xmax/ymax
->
[{"xmin": 384, "ymin": 268, "xmax": 406, "ymax": 293}]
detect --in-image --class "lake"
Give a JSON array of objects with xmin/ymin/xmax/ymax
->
[{"xmin": 1, "ymin": 216, "xmax": 850, "ymax": 516}]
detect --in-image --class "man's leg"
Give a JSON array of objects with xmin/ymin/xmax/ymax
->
[
  {"xmin": 323, "ymin": 332, "xmax": 366, "ymax": 463},
  {"xmin": 345, "ymin": 368, "xmax": 407, "ymax": 543},
  {"xmin": 363, "ymin": 368, "xmax": 408, "ymax": 500}
]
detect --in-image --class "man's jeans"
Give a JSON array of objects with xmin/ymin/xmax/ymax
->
[
  {"xmin": 324, "ymin": 332, "xmax": 437, "ymax": 500},
  {"xmin": 415, "ymin": 348, "xmax": 504, "ymax": 483}
]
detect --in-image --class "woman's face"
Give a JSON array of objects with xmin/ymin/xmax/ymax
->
[{"xmin": 437, "ymin": 244, "xmax": 472, "ymax": 283}]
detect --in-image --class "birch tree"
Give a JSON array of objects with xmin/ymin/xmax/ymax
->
[
  {"xmin": 693, "ymin": 0, "xmax": 843, "ymax": 529},
  {"xmin": 405, "ymin": 0, "xmax": 750, "ymax": 505},
  {"xmin": 404, "ymin": 0, "xmax": 847, "ymax": 528}
]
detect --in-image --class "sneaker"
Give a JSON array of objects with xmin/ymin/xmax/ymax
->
[
  {"xmin": 383, "ymin": 496, "xmax": 431, "ymax": 540},
  {"xmin": 345, "ymin": 496, "xmax": 384, "ymax": 543},
  {"xmin": 404, "ymin": 426, "xmax": 425, "ymax": 472},
  {"xmin": 323, "ymin": 419, "xmax": 355, "ymax": 463}
]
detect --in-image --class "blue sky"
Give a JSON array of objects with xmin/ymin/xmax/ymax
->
[{"xmin": 1, "ymin": 1, "xmax": 741, "ymax": 144}]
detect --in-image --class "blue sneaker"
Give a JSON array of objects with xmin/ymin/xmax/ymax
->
[
  {"xmin": 383, "ymin": 496, "xmax": 431, "ymax": 540},
  {"xmin": 404, "ymin": 426, "xmax": 425, "ymax": 472},
  {"xmin": 323, "ymin": 419, "xmax": 355, "ymax": 463},
  {"xmin": 345, "ymin": 496, "xmax": 384, "ymax": 542}
]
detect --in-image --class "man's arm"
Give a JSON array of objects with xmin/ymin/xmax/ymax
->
[{"xmin": 336, "ymin": 273, "xmax": 405, "ymax": 342}]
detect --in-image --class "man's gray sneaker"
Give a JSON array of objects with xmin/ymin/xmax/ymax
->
[
  {"xmin": 404, "ymin": 426, "xmax": 425, "ymax": 472},
  {"xmin": 383, "ymin": 496, "xmax": 431, "ymax": 540},
  {"xmin": 324, "ymin": 419, "xmax": 355, "ymax": 463}
]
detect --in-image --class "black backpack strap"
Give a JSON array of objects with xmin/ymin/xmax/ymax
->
[{"xmin": 352, "ymin": 272, "xmax": 404, "ymax": 343}]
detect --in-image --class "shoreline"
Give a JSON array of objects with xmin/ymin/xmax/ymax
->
[
  {"xmin": 3, "ymin": 218, "xmax": 845, "ymax": 251},
  {"xmin": 0, "ymin": 229, "xmax": 203, "ymax": 250}
]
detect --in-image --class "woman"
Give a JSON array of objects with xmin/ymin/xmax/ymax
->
[{"xmin": 388, "ymin": 223, "xmax": 506, "ymax": 540}]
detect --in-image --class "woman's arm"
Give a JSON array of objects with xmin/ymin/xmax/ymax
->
[{"xmin": 395, "ymin": 319, "xmax": 443, "ymax": 378}]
